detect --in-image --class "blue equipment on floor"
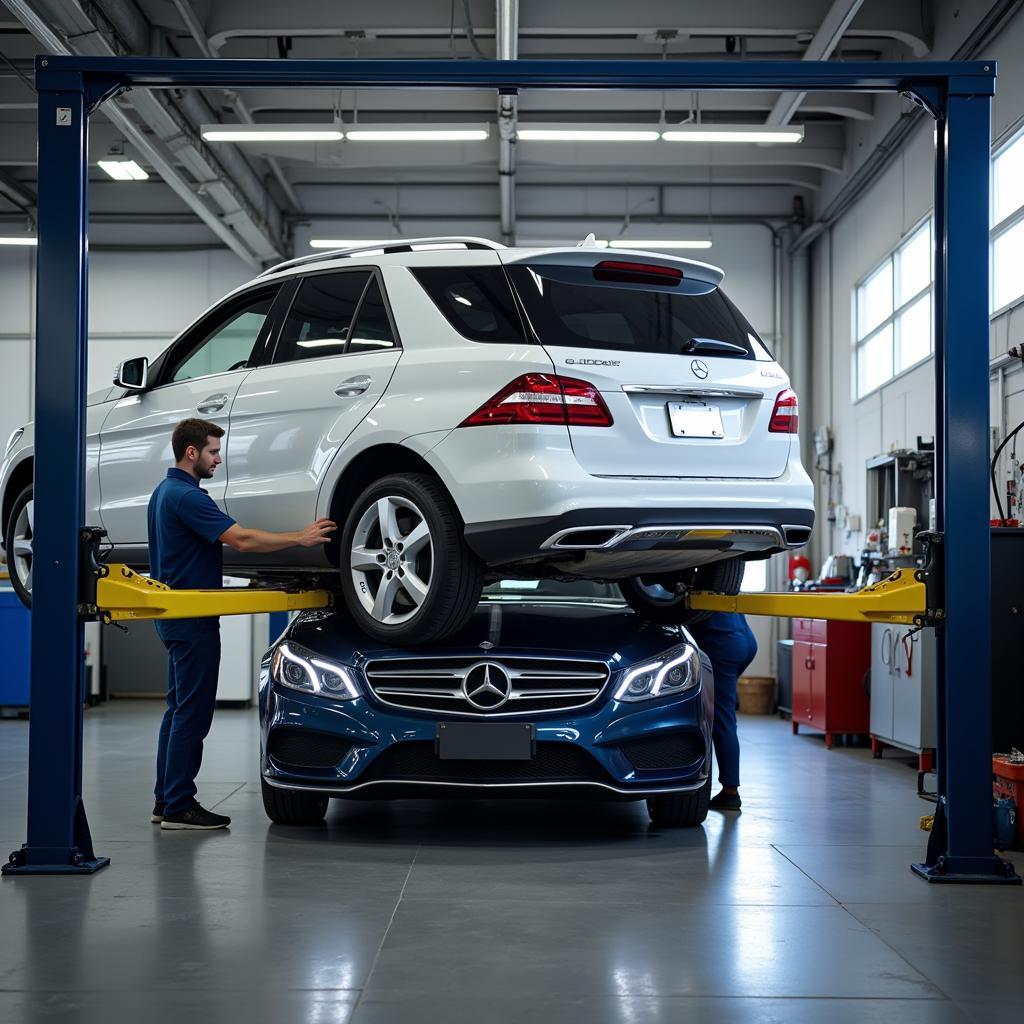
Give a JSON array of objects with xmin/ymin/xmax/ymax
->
[{"xmin": 0, "ymin": 588, "xmax": 30, "ymax": 709}]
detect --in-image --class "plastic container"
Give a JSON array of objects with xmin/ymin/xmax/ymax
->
[{"xmin": 992, "ymin": 755, "xmax": 1024, "ymax": 850}]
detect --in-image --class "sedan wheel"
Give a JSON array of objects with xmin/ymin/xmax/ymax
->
[{"xmin": 349, "ymin": 494, "xmax": 435, "ymax": 625}]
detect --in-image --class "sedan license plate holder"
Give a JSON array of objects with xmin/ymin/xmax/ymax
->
[
  {"xmin": 436, "ymin": 722, "xmax": 536, "ymax": 760},
  {"xmin": 667, "ymin": 400, "xmax": 724, "ymax": 438}
]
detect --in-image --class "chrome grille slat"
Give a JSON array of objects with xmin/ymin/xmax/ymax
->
[{"xmin": 364, "ymin": 655, "xmax": 610, "ymax": 716}]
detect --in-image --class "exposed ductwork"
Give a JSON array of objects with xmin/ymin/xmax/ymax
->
[
  {"xmin": 765, "ymin": 0, "xmax": 866, "ymax": 127},
  {"xmin": 2, "ymin": 0, "xmax": 286, "ymax": 267},
  {"xmin": 496, "ymin": 0, "xmax": 519, "ymax": 244}
]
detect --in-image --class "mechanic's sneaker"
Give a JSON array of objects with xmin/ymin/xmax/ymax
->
[
  {"xmin": 709, "ymin": 789, "xmax": 742, "ymax": 812},
  {"xmin": 150, "ymin": 801, "xmax": 165, "ymax": 824},
  {"xmin": 160, "ymin": 803, "xmax": 230, "ymax": 830}
]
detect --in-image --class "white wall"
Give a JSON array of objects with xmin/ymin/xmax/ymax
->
[
  {"xmin": 809, "ymin": 5, "xmax": 1024, "ymax": 563},
  {"xmin": 0, "ymin": 248, "xmax": 252, "ymax": 448}
]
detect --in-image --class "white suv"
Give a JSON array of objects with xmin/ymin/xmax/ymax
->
[{"xmin": 1, "ymin": 237, "xmax": 813, "ymax": 643}]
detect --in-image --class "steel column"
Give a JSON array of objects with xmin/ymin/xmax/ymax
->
[
  {"xmin": 913, "ymin": 89, "xmax": 1017, "ymax": 882},
  {"xmin": 3, "ymin": 77, "xmax": 108, "ymax": 874}
]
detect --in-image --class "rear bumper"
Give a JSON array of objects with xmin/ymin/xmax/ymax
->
[
  {"xmin": 424, "ymin": 426, "xmax": 814, "ymax": 567},
  {"xmin": 465, "ymin": 505, "xmax": 814, "ymax": 567}
]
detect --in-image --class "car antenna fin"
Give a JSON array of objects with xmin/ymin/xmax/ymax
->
[{"xmin": 577, "ymin": 232, "xmax": 602, "ymax": 249}]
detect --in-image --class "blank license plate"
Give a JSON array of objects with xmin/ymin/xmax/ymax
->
[
  {"xmin": 667, "ymin": 401, "xmax": 724, "ymax": 438},
  {"xmin": 436, "ymin": 722, "xmax": 536, "ymax": 760}
]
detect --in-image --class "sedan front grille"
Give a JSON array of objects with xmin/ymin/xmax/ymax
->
[{"xmin": 363, "ymin": 655, "xmax": 609, "ymax": 716}]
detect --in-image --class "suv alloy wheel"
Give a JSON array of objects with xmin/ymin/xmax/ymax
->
[{"xmin": 338, "ymin": 473, "xmax": 483, "ymax": 644}]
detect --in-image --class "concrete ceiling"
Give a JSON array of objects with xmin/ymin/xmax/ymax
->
[{"xmin": 0, "ymin": 0, "xmax": 933, "ymax": 262}]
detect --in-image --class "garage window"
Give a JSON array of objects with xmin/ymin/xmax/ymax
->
[
  {"xmin": 853, "ymin": 219, "xmax": 933, "ymax": 399},
  {"xmin": 991, "ymin": 128, "xmax": 1024, "ymax": 312}
]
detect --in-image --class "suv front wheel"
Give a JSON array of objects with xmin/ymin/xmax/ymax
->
[
  {"xmin": 619, "ymin": 557, "xmax": 746, "ymax": 627},
  {"xmin": 338, "ymin": 473, "xmax": 483, "ymax": 644}
]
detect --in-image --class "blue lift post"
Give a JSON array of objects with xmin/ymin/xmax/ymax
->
[{"xmin": 2, "ymin": 57, "xmax": 1016, "ymax": 883}]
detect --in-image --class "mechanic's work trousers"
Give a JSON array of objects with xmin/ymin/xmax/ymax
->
[
  {"xmin": 154, "ymin": 619, "xmax": 221, "ymax": 815},
  {"xmin": 688, "ymin": 612, "xmax": 757, "ymax": 789}
]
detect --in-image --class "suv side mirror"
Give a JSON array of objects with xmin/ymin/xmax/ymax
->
[{"xmin": 114, "ymin": 356, "xmax": 148, "ymax": 391}]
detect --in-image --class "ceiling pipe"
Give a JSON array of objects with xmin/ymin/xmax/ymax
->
[
  {"xmin": 765, "ymin": 0, "xmax": 865, "ymax": 126},
  {"xmin": 496, "ymin": 0, "xmax": 519, "ymax": 244},
  {"xmin": 171, "ymin": 0, "xmax": 302, "ymax": 213}
]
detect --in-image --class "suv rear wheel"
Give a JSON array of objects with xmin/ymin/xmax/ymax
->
[
  {"xmin": 339, "ymin": 473, "xmax": 484, "ymax": 644},
  {"xmin": 619, "ymin": 557, "xmax": 745, "ymax": 627}
]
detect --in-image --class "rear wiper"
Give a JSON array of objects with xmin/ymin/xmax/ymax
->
[{"xmin": 681, "ymin": 337, "xmax": 748, "ymax": 356}]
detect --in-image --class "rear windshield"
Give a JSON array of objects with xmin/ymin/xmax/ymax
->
[
  {"xmin": 411, "ymin": 266, "xmax": 528, "ymax": 344},
  {"xmin": 506, "ymin": 264, "xmax": 766, "ymax": 359}
]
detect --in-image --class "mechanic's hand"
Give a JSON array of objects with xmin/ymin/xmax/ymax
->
[{"xmin": 298, "ymin": 518, "xmax": 337, "ymax": 547}]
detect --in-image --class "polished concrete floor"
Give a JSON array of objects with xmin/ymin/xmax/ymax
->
[{"xmin": 0, "ymin": 701, "xmax": 1021, "ymax": 1023}]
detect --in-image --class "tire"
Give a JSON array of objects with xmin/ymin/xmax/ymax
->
[
  {"xmin": 619, "ymin": 557, "xmax": 746, "ymax": 627},
  {"xmin": 261, "ymin": 777, "xmax": 328, "ymax": 825},
  {"xmin": 646, "ymin": 777, "xmax": 712, "ymax": 828},
  {"xmin": 3, "ymin": 485, "xmax": 33, "ymax": 608},
  {"xmin": 338, "ymin": 473, "xmax": 484, "ymax": 645}
]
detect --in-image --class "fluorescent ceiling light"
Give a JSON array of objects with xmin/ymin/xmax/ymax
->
[
  {"xmin": 518, "ymin": 126, "xmax": 660, "ymax": 142},
  {"xmin": 0, "ymin": 236, "xmax": 37, "ymax": 246},
  {"xmin": 201, "ymin": 124, "xmax": 343, "ymax": 142},
  {"xmin": 345, "ymin": 124, "xmax": 489, "ymax": 142},
  {"xmin": 661, "ymin": 125, "xmax": 804, "ymax": 143},
  {"xmin": 608, "ymin": 239, "xmax": 713, "ymax": 250},
  {"xmin": 98, "ymin": 159, "xmax": 149, "ymax": 181}
]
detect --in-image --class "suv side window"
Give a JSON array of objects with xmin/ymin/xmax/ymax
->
[
  {"xmin": 274, "ymin": 270, "xmax": 371, "ymax": 363},
  {"xmin": 167, "ymin": 287, "xmax": 279, "ymax": 384},
  {"xmin": 347, "ymin": 278, "xmax": 398, "ymax": 353},
  {"xmin": 411, "ymin": 266, "xmax": 527, "ymax": 344}
]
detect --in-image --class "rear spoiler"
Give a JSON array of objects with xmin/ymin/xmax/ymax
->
[{"xmin": 500, "ymin": 247, "xmax": 725, "ymax": 288}]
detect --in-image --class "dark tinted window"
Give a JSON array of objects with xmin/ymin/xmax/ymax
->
[
  {"xmin": 275, "ymin": 271, "xmax": 371, "ymax": 363},
  {"xmin": 348, "ymin": 278, "xmax": 398, "ymax": 353},
  {"xmin": 507, "ymin": 265, "xmax": 763, "ymax": 358},
  {"xmin": 412, "ymin": 266, "xmax": 527, "ymax": 344}
]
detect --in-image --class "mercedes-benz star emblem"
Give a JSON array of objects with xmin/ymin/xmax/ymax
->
[
  {"xmin": 462, "ymin": 661, "xmax": 512, "ymax": 710},
  {"xmin": 690, "ymin": 358, "xmax": 709, "ymax": 379}
]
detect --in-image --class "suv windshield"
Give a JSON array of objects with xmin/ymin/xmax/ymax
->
[{"xmin": 507, "ymin": 264, "xmax": 768, "ymax": 359}]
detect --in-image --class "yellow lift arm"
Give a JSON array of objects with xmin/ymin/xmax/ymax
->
[
  {"xmin": 83, "ymin": 563, "xmax": 332, "ymax": 623},
  {"xmin": 686, "ymin": 568, "xmax": 933, "ymax": 626}
]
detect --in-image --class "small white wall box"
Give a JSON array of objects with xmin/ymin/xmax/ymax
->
[{"xmin": 887, "ymin": 507, "xmax": 917, "ymax": 555}]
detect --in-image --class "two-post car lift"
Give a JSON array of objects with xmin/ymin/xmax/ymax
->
[{"xmin": 3, "ymin": 55, "xmax": 1018, "ymax": 885}]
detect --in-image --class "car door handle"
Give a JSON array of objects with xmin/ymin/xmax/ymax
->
[
  {"xmin": 197, "ymin": 393, "xmax": 229, "ymax": 414},
  {"xmin": 335, "ymin": 376, "xmax": 372, "ymax": 397}
]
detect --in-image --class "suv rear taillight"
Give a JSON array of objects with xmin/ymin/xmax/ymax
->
[
  {"xmin": 769, "ymin": 388, "xmax": 799, "ymax": 434},
  {"xmin": 460, "ymin": 373, "xmax": 614, "ymax": 428}
]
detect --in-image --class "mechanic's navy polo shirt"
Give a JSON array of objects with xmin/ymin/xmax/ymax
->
[{"xmin": 147, "ymin": 468, "xmax": 236, "ymax": 593}]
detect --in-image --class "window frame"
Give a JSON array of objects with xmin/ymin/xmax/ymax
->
[
  {"xmin": 852, "ymin": 216, "xmax": 934, "ymax": 401},
  {"xmin": 267, "ymin": 266, "xmax": 402, "ymax": 365},
  {"xmin": 148, "ymin": 283, "xmax": 286, "ymax": 391},
  {"xmin": 990, "ymin": 125, "xmax": 1024, "ymax": 316}
]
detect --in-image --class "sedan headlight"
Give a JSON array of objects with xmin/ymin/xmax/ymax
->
[
  {"xmin": 271, "ymin": 641, "xmax": 359, "ymax": 700},
  {"xmin": 614, "ymin": 643, "xmax": 700, "ymax": 702}
]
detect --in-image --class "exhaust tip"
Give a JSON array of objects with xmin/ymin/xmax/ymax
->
[
  {"xmin": 783, "ymin": 526, "xmax": 812, "ymax": 547},
  {"xmin": 545, "ymin": 526, "xmax": 631, "ymax": 550}
]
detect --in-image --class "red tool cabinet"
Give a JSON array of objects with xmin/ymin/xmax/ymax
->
[{"xmin": 790, "ymin": 618, "xmax": 871, "ymax": 748}]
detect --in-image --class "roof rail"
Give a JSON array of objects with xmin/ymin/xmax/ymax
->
[{"xmin": 259, "ymin": 236, "xmax": 505, "ymax": 277}]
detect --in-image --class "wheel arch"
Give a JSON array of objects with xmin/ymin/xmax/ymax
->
[
  {"xmin": 324, "ymin": 444, "xmax": 460, "ymax": 566},
  {"xmin": 2, "ymin": 457, "xmax": 33, "ymax": 538}
]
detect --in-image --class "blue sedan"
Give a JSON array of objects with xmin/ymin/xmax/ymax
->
[{"xmin": 259, "ymin": 581, "xmax": 714, "ymax": 828}]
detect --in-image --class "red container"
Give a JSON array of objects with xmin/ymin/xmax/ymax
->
[{"xmin": 993, "ymin": 756, "xmax": 1024, "ymax": 849}]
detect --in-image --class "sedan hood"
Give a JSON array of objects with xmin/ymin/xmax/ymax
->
[{"xmin": 286, "ymin": 600, "xmax": 686, "ymax": 668}]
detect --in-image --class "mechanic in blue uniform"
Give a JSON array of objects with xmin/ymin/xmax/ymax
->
[
  {"xmin": 148, "ymin": 418, "xmax": 335, "ymax": 830},
  {"xmin": 687, "ymin": 612, "xmax": 758, "ymax": 811}
]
